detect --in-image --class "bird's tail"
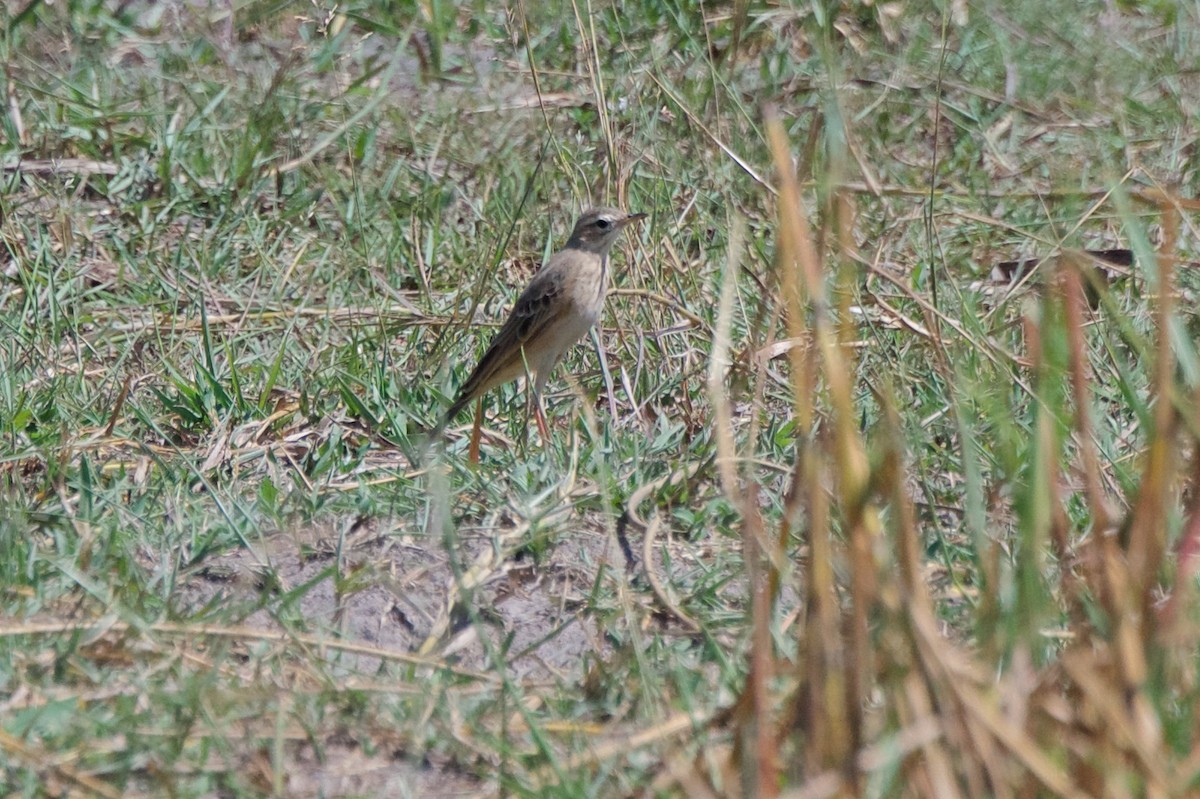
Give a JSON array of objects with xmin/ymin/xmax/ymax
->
[
  {"xmin": 440, "ymin": 393, "xmax": 473, "ymax": 430},
  {"xmin": 414, "ymin": 393, "xmax": 472, "ymax": 453}
]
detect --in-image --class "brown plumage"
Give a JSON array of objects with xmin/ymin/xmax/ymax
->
[{"xmin": 439, "ymin": 207, "xmax": 645, "ymax": 436}]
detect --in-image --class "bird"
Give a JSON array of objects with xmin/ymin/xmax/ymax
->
[{"xmin": 436, "ymin": 206, "xmax": 645, "ymax": 455}]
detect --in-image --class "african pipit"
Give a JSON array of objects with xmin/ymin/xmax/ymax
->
[{"xmin": 439, "ymin": 207, "xmax": 645, "ymax": 445}]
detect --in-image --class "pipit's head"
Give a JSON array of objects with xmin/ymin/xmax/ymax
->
[{"xmin": 566, "ymin": 207, "xmax": 647, "ymax": 254}]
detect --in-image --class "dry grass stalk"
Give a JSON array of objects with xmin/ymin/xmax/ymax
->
[{"xmin": 707, "ymin": 115, "xmax": 1200, "ymax": 799}]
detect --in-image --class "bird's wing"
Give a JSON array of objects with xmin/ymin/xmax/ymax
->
[
  {"xmin": 510, "ymin": 264, "xmax": 568, "ymax": 342},
  {"xmin": 445, "ymin": 265, "xmax": 570, "ymax": 419}
]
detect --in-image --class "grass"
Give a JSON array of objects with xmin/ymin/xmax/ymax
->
[{"xmin": 3, "ymin": 0, "xmax": 1200, "ymax": 796}]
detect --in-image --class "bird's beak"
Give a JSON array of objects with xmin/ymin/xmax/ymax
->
[{"xmin": 620, "ymin": 212, "xmax": 648, "ymax": 227}]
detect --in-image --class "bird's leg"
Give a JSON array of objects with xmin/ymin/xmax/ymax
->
[
  {"xmin": 468, "ymin": 397, "xmax": 483, "ymax": 464},
  {"xmin": 534, "ymin": 399, "xmax": 550, "ymax": 443},
  {"xmin": 531, "ymin": 374, "xmax": 551, "ymax": 444}
]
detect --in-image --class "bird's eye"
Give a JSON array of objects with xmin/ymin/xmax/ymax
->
[{"xmin": 595, "ymin": 218, "xmax": 612, "ymax": 230}]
